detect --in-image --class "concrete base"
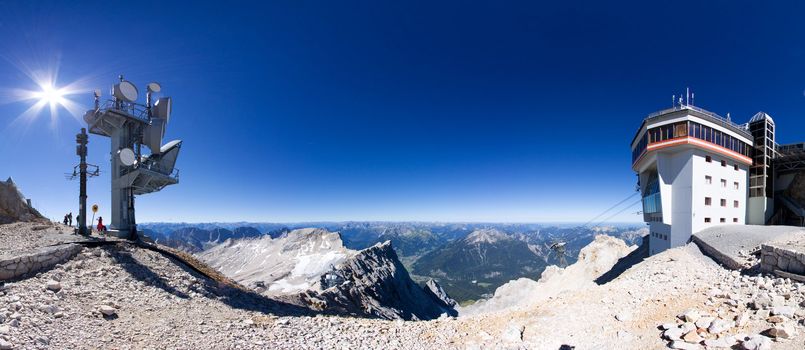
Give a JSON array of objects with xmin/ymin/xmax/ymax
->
[
  {"xmin": 692, "ymin": 225, "xmax": 805, "ymax": 269},
  {"xmin": 105, "ymin": 229, "xmax": 134, "ymax": 239}
]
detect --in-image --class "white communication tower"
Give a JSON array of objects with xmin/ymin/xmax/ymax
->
[{"xmin": 83, "ymin": 75, "xmax": 182, "ymax": 239}]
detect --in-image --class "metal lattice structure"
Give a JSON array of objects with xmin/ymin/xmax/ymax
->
[
  {"xmin": 67, "ymin": 128, "xmax": 100, "ymax": 235},
  {"xmin": 775, "ymin": 143, "xmax": 805, "ymax": 174},
  {"xmin": 549, "ymin": 241, "xmax": 567, "ymax": 268},
  {"xmin": 82, "ymin": 76, "xmax": 182, "ymax": 239}
]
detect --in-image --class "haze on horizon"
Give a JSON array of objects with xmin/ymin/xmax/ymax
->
[{"xmin": 1, "ymin": 1, "xmax": 804, "ymax": 224}]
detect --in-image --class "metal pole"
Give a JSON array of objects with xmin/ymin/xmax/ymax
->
[{"xmin": 76, "ymin": 128, "xmax": 89, "ymax": 235}]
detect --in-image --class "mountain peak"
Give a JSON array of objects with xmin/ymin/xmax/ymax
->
[{"xmin": 464, "ymin": 228, "xmax": 510, "ymax": 244}]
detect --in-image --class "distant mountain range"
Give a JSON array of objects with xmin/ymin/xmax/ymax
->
[
  {"xmin": 138, "ymin": 221, "xmax": 647, "ymax": 302},
  {"xmin": 412, "ymin": 229, "xmax": 548, "ymax": 302}
]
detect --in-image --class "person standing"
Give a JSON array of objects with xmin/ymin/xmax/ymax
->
[
  {"xmin": 67, "ymin": 212, "xmax": 73, "ymax": 226},
  {"xmin": 97, "ymin": 216, "xmax": 106, "ymax": 234}
]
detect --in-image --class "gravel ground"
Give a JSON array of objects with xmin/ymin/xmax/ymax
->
[
  {"xmin": 0, "ymin": 222, "xmax": 81, "ymax": 259},
  {"xmin": 3, "ymin": 222, "xmax": 805, "ymax": 349}
]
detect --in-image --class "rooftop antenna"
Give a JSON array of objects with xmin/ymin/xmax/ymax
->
[
  {"xmin": 691, "ymin": 91, "xmax": 695, "ymax": 106},
  {"xmin": 685, "ymin": 87, "xmax": 689, "ymax": 106},
  {"xmin": 672, "ymin": 94, "xmax": 676, "ymax": 107}
]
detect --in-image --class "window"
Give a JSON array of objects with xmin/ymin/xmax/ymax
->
[
  {"xmin": 705, "ymin": 197, "xmax": 712, "ymax": 206},
  {"xmin": 734, "ymin": 182, "xmax": 739, "ymax": 190},
  {"xmin": 674, "ymin": 123, "xmax": 687, "ymax": 138},
  {"xmin": 734, "ymin": 164, "xmax": 739, "ymax": 171},
  {"xmin": 706, "ymin": 156, "xmax": 712, "ymax": 163},
  {"xmin": 720, "ymin": 218, "xmax": 726, "ymax": 223},
  {"xmin": 721, "ymin": 160, "xmax": 727, "ymax": 167},
  {"xmin": 705, "ymin": 176, "xmax": 712, "ymax": 184},
  {"xmin": 733, "ymin": 218, "xmax": 738, "ymax": 223},
  {"xmin": 721, "ymin": 179, "xmax": 727, "ymax": 188},
  {"xmin": 705, "ymin": 217, "xmax": 711, "ymax": 223},
  {"xmin": 734, "ymin": 200, "xmax": 739, "ymax": 208},
  {"xmin": 721, "ymin": 199, "xmax": 727, "ymax": 207}
]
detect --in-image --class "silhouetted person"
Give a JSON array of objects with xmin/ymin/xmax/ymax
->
[
  {"xmin": 67, "ymin": 212, "xmax": 72, "ymax": 226},
  {"xmin": 63, "ymin": 214, "xmax": 68, "ymax": 225}
]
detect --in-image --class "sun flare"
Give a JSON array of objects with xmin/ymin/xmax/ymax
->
[{"xmin": 33, "ymin": 84, "xmax": 66, "ymax": 106}]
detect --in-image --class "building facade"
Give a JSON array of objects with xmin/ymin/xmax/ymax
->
[{"xmin": 631, "ymin": 104, "xmax": 755, "ymax": 255}]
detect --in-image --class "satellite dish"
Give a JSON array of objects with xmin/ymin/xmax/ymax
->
[
  {"xmin": 147, "ymin": 82, "xmax": 161, "ymax": 93},
  {"xmin": 153, "ymin": 97, "xmax": 172, "ymax": 122},
  {"xmin": 113, "ymin": 81, "xmax": 138, "ymax": 102},
  {"xmin": 93, "ymin": 89, "xmax": 102, "ymax": 98},
  {"xmin": 143, "ymin": 118, "xmax": 166, "ymax": 153},
  {"xmin": 118, "ymin": 148, "xmax": 137, "ymax": 166}
]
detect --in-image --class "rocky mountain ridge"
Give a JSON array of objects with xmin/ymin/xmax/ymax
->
[
  {"xmin": 302, "ymin": 241, "xmax": 457, "ymax": 320},
  {"xmin": 198, "ymin": 228, "xmax": 456, "ymax": 320},
  {"xmin": 199, "ymin": 228, "xmax": 352, "ymax": 295},
  {"xmin": 0, "ymin": 178, "xmax": 43, "ymax": 224}
]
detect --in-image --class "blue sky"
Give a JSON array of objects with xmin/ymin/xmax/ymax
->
[{"xmin": 1, "ymin": 1, "xmax": 804, "ymax": 223}]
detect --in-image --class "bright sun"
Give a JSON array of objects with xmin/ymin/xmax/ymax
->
[
  {"xmin": 1, "ymin": 64, "xmax": 89, "ymax": 129},
  {"xmin": 35, "ymin": 84, "xmax": 66, "ymax": 105},
  {"xmin": 7, "ymin": 76, "xmax": 86, "ymax": 128}
]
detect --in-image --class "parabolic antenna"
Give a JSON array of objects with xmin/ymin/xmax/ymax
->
[
  {"xmin": 118, "ymin": 148, "xmax": 137, "ymax": 166},
  {"xmin": 147, "ymin": 82, "xmax": 161, "ymax": 93},
  {"xmin": 153, "ymin": 97, "xmax": 172, "ymax": 122},
  {"xmin": 113, "ymin": 81, "xmax": 139, "ymax": 102},
  {"xmin": 93, "ymin": 89, "xmax": 102, "ymax": 98}
]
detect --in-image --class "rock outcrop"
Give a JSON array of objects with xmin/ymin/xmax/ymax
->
[
  {"xmin": 306, "ymin": 241, "xmax": 457, "ymax": 320},
  {"xmin": 424, "ymin": 279, "xmax": 457, "ymax": 308},
  {"xmin": 459, "ymin": 234, "xmax": 636, "ymax": 315},
  {"xmin": 0, "ymin": 178, "xmax": 43, "ymax": 224}
]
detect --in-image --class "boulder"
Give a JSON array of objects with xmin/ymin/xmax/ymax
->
[
  {"xmin": 682, "ymin": 331, "xmax": 702, "ymax": 344},
  {"xmin": 736, "ymin": 312, "xmax": 750, "ymax": 327},
  {"xmin": 767, "ymin": 322, "xmax": 797, "ymax": 339},
  {"xmin": 694, "ymin": 316, "xmax": 714, "ymax": 329},
  {"xmin": 663, "ymin": 327, "xmax": 684, "ymax": 341},
  {"xmin": 46, "ymin": 280, "xmax": 61, "ymax": 292},
  {"xmin": 0, "ymin": 339, "xmax": 12, "ymax": 350},
  {"xmin": 750, "ymin": 295, "xmax": 772, "ymax": 310},
  {"xmin": 707, "ymin": 319, "xmax": 733, "ymax": 334},
  {"xmin": 766, "ymin": 315, "xmax": 786, "ymax": 324},
  {"xmin": 501, "ymin": 322, "xmax": 524, "ymax": 342},
  {"xmin": 770, "ymin": 306, "xmax": 795, "ymax": 318},
  {"xmin": 741, "ymin": 335, "xmax": 771, "ymax": 350},
  {"xmin": 703, "ymin": 336, "xmax": 736, "ymax": 348},
  {"xmin": 99, "ymin": 305, "xmax": 117, "ymax": 317},
  {"xmin": 615, "ymin": 312, "xmax": 632, "ymax": 322},
  {"xmin": 680, "ymin": 309, "xmax": 701, "ymax": 323},
  {"xmin": 755, "ymin": 309, "xmax": 770, "ymax": 319},
  {"xmin": 669, "ymin": 340, "xmax": 699, "ymax": 350}
]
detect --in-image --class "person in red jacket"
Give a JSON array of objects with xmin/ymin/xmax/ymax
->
[{"xmin": 96, "ymin": 216, "xmax": 107, "ymax": 234}]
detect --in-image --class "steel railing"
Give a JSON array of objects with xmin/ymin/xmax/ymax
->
[{"xmin": 644, "ymin": 105, "xmax": 751, "ymax": 138}]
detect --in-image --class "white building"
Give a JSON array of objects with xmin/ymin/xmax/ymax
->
[{"xmin": 631, "ymin": 102, "xmax": 759, "ymax": 255}]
